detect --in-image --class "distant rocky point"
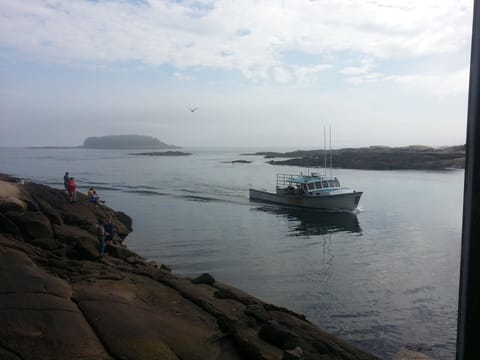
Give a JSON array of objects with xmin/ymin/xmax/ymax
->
[
  {"xmin": 244, "ymin": 145, "xmax": 465, "ymax": 170},
  {"xmin": 83, "ymin": 135, "xmax": 180, "ymax": 149},
  {"xmin": 129, "ymin": 151, "xmax": 192, "ymax": 156},
  {"xmin": 221, "ymin": 160, "xmax": 252, "ymax": 164}
]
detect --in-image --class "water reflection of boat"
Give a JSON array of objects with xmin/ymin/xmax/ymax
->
[{"xmin": 252, "ymin": 204, "xmax": 362, "ymax": 236}]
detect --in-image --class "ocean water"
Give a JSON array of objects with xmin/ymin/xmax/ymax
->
[{"xmin": 0, "ymin": 147, "xmax": 463, "ymax": 359}]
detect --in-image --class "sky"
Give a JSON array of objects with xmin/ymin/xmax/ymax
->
[{"xmin": 0, "ymin": 0, "xmax": 474, "ymax": 148}]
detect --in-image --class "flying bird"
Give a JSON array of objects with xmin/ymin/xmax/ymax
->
[{"xmin": 187, "ymin": 106, "xmax": 199, "ymax": 112}]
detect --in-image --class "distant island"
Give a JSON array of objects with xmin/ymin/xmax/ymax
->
[
  {"xmin": 244, "ymin": 145, "xmax": 465, "ymax": 170},
  {"xmin": 28, "ymin": 135, "xmax": 181, "ymax": 150},
  {"xmin": 129, "ymin": 151, "xmax": 191, "ymax": 156},
  {"xmin": 83, "ymin": 135, "xmax": 180, "ymax": 149}
]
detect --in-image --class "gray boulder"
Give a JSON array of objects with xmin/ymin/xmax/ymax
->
[{"xmin": 4, "ymin": 211, "xmax": 53, "ymax": 239}]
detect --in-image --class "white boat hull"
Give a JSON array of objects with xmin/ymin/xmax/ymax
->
[{"xmin": 249, "ymin": 188, "xmax": 362, "ymax": 211}]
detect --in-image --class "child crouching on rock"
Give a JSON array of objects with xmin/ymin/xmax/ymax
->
[{"xmin": 89, "ymin": 189, "xmax": 106, "ymax": 207}]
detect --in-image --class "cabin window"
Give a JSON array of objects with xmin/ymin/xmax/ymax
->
[
  {"xmin": 314, "ymin": 181, "xmax": 323, "ymax": 189},
  {"xmin": 322, "ymin": 181, "xmax": 329, "ymax": 188},
  {"xmin": 328, "ymin": 180, "xmax": 336, "ymax": 187},
  {"xmin": 307, "ymin": 183, "xmax": 315, "ymax": 190},
  {"xmin": 335, "ymin": 179, "xmax": 340, "ymax": 187}
]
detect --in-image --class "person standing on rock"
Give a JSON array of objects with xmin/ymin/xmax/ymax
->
[
  {"xmin": 97, "ymin": 220, "xmax": 105, "ymax": 256},
  {"xmin": 104, "ymin": 218, "xmax": 115, "ymax": 242},
  {"xmin": 67, "ymin": 177, "xmax": 77, "ymax": 203},
  {"xmin": 63, "ymin": 172, "xmax": 69, "ymax": 191}
]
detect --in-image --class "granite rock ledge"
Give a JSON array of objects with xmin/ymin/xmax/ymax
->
[{"xmin": 0, "ymin": 174, "xmax": 380, "ymax": 360}]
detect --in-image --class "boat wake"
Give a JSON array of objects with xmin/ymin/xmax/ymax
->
[{"xmin": 124, "ymin": 190, "xmax": 169, "ymax": 196}]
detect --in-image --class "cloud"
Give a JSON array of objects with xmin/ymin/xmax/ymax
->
[
  {"xmin": 344, "ymin": 72, "xmax": 385, "ymax": 86},
  {"xmin": 0, "ymin": 0, "xmax": 472, "ymax": 92},
  {"xmin": 386, "ymin": 68, "xmax": 470, "ymax": 96},
  {"xmin": 173, "ymin": 71, "xmax": 192, "ymax": 80},
  {"xmin": 340, "ymin": 58, "xmax": 375, "ymax": 76},
  {"xmin": 293, "ymin": 64, "xmax": 333, "ymax": 84}
]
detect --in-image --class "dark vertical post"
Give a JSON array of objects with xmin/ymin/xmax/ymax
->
[{"xmin": 458, "ymin": 1, "xmax": 480, "ymax": 359}]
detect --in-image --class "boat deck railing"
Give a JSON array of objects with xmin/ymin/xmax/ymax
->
[
  {"xmin": 276, "ymin": 173, "xmax": 341, "ymax": 190},
  {"xmin": 276, "ymin": 173, "xmax": 306, "ymax": 188}
]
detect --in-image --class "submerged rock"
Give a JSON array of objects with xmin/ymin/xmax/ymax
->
[
  {"xmin": 393, "ymin": 347, "xmax": 433, "ymax": 359},
  {"xmin": 221, "ymin": 160, "xmax": 253, "ymax": 164},
  {"xmin": 0, "ymin": 174, "xmax": 381, "ymax": 360},
  {"xmin": 191, "ymin": 272, "xmax": 215, "ymax": 285}
]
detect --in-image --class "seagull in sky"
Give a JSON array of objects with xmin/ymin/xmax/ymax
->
[{"xmin": 187, "ymin": 106, "xmax": 199, "ymax": 112}]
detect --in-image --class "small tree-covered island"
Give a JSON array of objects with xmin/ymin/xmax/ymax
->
[{"xmin": 83, "ymin": 135, "xmax": 180, "ymax": 149}]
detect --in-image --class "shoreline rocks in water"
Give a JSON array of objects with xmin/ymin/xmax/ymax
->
[
  {"xmin": 221, "ymin": 160, "xmax": 253, "ymax": 164},
  {"xmin": 243, "ymin": 145, "xmax": 465, "ymax": 170},
  {"xmin": 129, "ymin": 151, "xmax": 192, "ymax": 156},
  {"xmin": 0, "ymin": 174, "xmax": 430, "ymax": 359}
]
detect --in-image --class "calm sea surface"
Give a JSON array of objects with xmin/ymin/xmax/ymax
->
[{"xmin": 0, "ymin": 147, "xmax": 463, "ymax": 359}]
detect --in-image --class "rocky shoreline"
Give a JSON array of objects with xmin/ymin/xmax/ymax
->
[
  {"xmin": 0, "ymin": 175, "xmax": 431, "ymax": 359},
  {"xmin": 245, "ymin": 145, "xmax": 465, "ymax": 170}
]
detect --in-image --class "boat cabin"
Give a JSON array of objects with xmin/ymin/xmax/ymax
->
[{"xmin": 276, "ymin": 173, "xmax": 342, "ymax": 196}]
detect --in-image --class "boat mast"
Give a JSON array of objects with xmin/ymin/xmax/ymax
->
[
  {"xmin": 329, "ymin": 124, "xmax": 333, "ymax": 176},
  {"xmin": 323, "ymin": 125, "xmax": 327, "ymax": 176}
]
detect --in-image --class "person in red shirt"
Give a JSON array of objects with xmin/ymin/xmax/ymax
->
[{"xmin": 67, "ymin": 177, "xmax": 77, "ymax": 203}]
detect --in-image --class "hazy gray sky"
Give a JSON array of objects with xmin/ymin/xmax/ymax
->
[{"xmin": 0, "ymin": 0, "xmax": 473, "ymax": 148}]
